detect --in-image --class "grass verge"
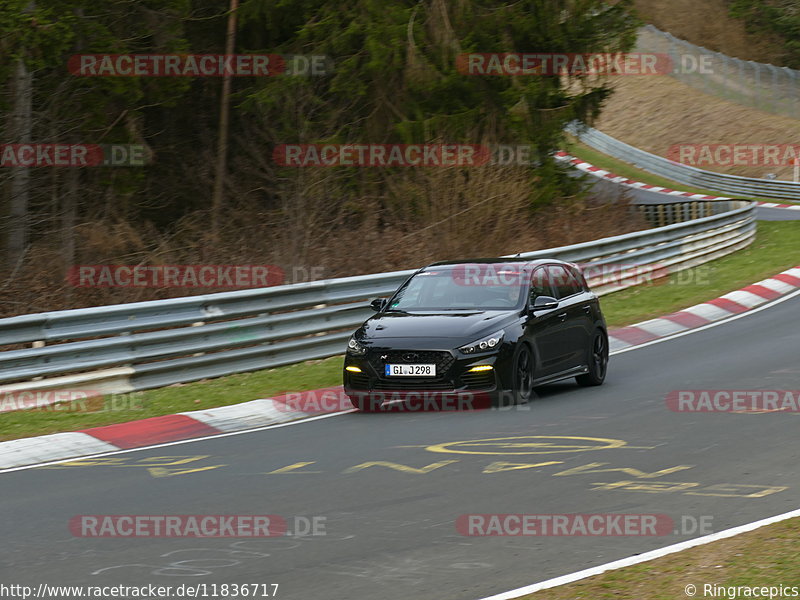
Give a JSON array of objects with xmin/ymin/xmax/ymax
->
[
  {"xmin": 600, "ymin": 220, "xmax": 800, "ymax": 327},
  {"xmin": 0, "ymin": 357, "xmax": 344, "ymax": 442},
  {"xmin": 564, "ymin": 137, "xmax": 800, "ymax": 205},
  {"xmin": 1, "ymin": 221, "xmax": 799, "ymax": 441},
  {"xmin": 517, "ymin": 516, "xmax": 800, "ymax": 599}
]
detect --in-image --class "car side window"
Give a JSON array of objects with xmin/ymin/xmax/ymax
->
[
  {"xmin": 568, "ymin": 265, "xmax": 589, "ymax": 292},
  {"xmin": 548, "ymin": 265, "xmax": 581, "ymax": 299},
  {"xmin": 529, "ymin": 267, "xmax": 552, "ymax": 302}
]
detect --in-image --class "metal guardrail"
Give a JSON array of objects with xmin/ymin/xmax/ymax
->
[
  {"xmin": 637, "ymin": 25, "xmax": 800, "ymax": 119},
  {"xmin": 0, "ymin": 200, "xmax": 755, "ymax": 397},
  {"xmin": 568, "ymin": 124, "xmax": 800, "ymax": 201}
]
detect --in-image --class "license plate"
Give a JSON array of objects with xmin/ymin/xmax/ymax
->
[{"xmin": 385, "ymin": 364, "xmax": 436, "ymax": 377}]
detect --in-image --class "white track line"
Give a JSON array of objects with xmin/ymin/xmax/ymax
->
[
  {"xmin": 476, "ymin": 507, "xmax": 800, "ymax": 600},
  {"xmin": 2, "ymin": 288, "xmax": 799, "ymax": 475}
]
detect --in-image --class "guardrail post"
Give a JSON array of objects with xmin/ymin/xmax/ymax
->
[
  {"xmin": 314, "ymin": 304, "xmax": 328, "ymax": 336},
  {"xmin": 191, "ymin": 321, "xmax": 205, "ymax": 357}
]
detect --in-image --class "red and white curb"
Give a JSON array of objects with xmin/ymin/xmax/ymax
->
[
  {"xmin": 2, "ymin": 266, "xmax": 800, "ymax": 470},
  {"xmin": 0, "ymin": 387, "xmax": 350, "ymax": 470},
  {"xmin": 757, "ymin": 201, "xmax": 800, "ymax": 210},
  {"xmin": 554, "ymin": 150, "xmax": 800, "ymax": 209},
  {"xmin": 554, "ymin": 151, "xmax": 731, "ymax": 200},
  {"xmin": 608, "ymin": 266, "xmax": 800, "ymax": 351}
]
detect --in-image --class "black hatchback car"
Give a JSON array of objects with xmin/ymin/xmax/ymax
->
[{"xmin": 343, "ymin": 258, "xmax": 608, "ymax": 411}]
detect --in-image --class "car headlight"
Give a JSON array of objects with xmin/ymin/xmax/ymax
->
[
  {"xmin": 459, "ymin": 331, "xmax": 504, "ymax": 355},
  {"xmin": 347, "ymin": 335, "xmax": 367, "ymax": 356}
]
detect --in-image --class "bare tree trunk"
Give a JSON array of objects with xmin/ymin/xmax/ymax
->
[
  {"xmin": 7, "ymin": 55, "xmax": 33, "ymax": 268},
  {"xmin": 62, "ymin": 168, "xmax": 77, "ymax": 304},
  {"xmin": 61, "ymin": 5, "xmax": 84, "ymax": 306},
  {"xmin": 211, "ymin": 0, "xmax": 239, "ymax": 241}
]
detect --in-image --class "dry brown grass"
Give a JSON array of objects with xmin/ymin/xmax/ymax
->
[
  {"xmin": 0, "ymin": 166, "xmax": 645, "ymax": 317},
  {"xmin": 587, "ymin": 1, "xmax": 800, "ymax": 180},
  {"xmin": 595, "ymin": 76, "xmax": 800, "ymax": 179},
  {"xmin": 633, "ymin": 0, "xmax": 788, "ymax": 64}
]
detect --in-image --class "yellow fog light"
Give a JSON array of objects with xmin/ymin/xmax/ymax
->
[
  {"xmin": 345, "ymin": 366, "xmax": 362, "ymax": 373},
  {"xmin": 468, "ymin": 365, "xmax": 494, "ymax": 372}
]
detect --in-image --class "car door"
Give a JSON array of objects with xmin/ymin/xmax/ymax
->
[
  {"xmin": 567, "ymin": 263, "xmax": 601, "ymax": 348},
  {"xmin": 548, "ymin": 264, "xmax": 593, "ymax": 370},
  {"xmin": 524, "ymin": 266, "xmax": 572, "ymax": 379}
]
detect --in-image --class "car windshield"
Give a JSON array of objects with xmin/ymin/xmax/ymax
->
[{"xmin": 388, "ymin": 264, "xmax": 527, "ymax": 311}]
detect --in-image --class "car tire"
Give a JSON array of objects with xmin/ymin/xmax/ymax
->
[
  {"xmin": 495, "ymin": 344, "xmax": 534, "ymax": 407},
  {"xmin": 576, "ymin": 329, "xmax": 608, "ymax": 387}
]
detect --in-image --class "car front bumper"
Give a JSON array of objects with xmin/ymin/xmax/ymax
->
[{"xmin": 342, "ymin": 344, "xmax": 510, "ymax": 409}]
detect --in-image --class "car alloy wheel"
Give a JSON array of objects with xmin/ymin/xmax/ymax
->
[
  {"xmin": 576, "ymin": 330, "xmax": 608, "ymax": 387},
  {"xmin": 513, "ymin": 345, "xmax": 534, "ymax": 404}
]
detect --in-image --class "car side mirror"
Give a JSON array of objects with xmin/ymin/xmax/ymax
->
[
  {"xmin": 531, "ymin": 295, "xmax": 559, "ymax": 311},
  {"xmin": 370, "ymin": 298, "xmax": 388, "ymax": 312}
]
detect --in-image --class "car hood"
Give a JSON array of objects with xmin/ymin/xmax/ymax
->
[{"xmin": 358, "ymin": 310, "xmax": 517, "ymax": 343}]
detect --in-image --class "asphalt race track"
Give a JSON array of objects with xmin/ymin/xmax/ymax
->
[
  {"xmin": 2, "ymin": 289, "xmax": 799, "ymax": 600},
  {"xmin": 755, "ymin": 206, "xmax": 800, "ymax": 221}
]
